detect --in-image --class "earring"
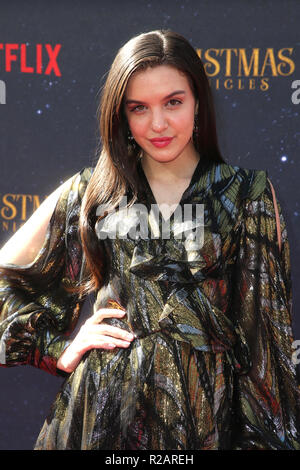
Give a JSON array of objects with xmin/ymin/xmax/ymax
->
[
  {"xmin": 127, "ymin": 129, "xmax": 138, "ymax": 152},
  {"xmin": 128, "ymin": 129, "xmax": 134, "ymax": 142},
  {"xmin": 193, "ymin": 115, "xmax": 199, "ymax": 134}
]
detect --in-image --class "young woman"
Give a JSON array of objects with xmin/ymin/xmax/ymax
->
[{"xmin": 0, "ymin": 30, "xmax": 299, "ymax": 450}]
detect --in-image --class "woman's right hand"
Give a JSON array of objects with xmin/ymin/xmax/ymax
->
[{"xmin": 56, "ymin": 309, "xmax": 135, "ymax": 373}]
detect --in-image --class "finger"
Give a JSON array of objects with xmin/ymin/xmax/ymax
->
[
  {"xmin": 91, "ymin": 324, "xmax": 135, "ymax": 341},
  {"xmin": 87, "ymin": 334, "xmax": 132, "ymax": 349},
  {"xmin": 89, "ymin": 308, "xmax": 127, "ymax": 324}
]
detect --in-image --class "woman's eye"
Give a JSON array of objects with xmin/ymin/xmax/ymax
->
[
  {"xmin": 130, "ymin": 105, "xmax": 146, "ymax": 113},
  {"xmin": 167, "ymin": 99, "xmax": 182, "ymax": 107}
]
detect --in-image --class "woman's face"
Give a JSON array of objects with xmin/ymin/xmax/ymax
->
[{"xmin": 124, "ymin": 65, "xmax": 198, "ymax": 164}]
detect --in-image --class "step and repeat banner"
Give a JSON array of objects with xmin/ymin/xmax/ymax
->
[{"xmin": 0, "ymin": 0, "xmax": 299, "ymax": 450}]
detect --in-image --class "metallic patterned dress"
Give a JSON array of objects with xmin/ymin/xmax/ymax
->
[{"xmin": 0, "ymin": 159, "xmax": 299, "ymax": 450}]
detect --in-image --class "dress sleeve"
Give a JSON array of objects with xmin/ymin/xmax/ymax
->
[
  {"xmin": 0, "ymin": 167, "xmax": 90, "ymax": 376},
  {"xmin": 231, "ymin": 175, "xmax": 300, "ymax": 450}
]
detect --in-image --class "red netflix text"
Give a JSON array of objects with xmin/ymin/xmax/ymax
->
[{"xmin": 0, "ymin": 44, "xmax": 62, "ymax": 76}]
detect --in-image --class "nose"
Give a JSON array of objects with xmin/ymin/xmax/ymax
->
[{"xmin": 151, "ymin": 109, "xmax": 168, "ymax": 133}]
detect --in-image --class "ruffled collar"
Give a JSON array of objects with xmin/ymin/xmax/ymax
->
[{"xmin": 128, "ymin": 157, "xmax": 219, "ymax": 284}]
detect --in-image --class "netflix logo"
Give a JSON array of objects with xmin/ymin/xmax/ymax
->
[
  {"xmin": 0, "ymin": 43, "xmax": 62, "ymax": 76},
  {"xmin": 0, "ymin": 43, "xmax": 62, "ymax": 104}
]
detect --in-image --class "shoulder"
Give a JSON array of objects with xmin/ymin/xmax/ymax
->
[
  {"xmin": 0, "ymin": 167, "xmax": 94, "ymax": 268},
  {"xmin": 78, "ymin": 166, "xmax": 94, "ymax": 183},
  {"xmin": 72, "ymin": 166, "xmax": 94, "ymax": 199},
  {"xmin": 210, "ymin": 161, "xmax": 268, "ymax": 202},
  {"xmin": 55, "ymin": 166, "xmax": 94, "ymax": 215}
]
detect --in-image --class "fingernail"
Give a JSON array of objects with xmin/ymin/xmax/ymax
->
[{"xmin": 108, "ymin": 343, "xmax": 116, "ymax": 348}]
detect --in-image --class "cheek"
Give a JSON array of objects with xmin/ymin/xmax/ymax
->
[
  {"xmin": 170, "ymin": 110, "xmax": 195, "ymax": 134},
  {"xmin": 127, "ymin": 117, "xmax": 148, "ymax": 138}
]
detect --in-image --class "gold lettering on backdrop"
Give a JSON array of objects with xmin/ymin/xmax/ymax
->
[
  {"xmin": 249, "ymin": 78, "xmax": 255, "ymax": 90},
  {"xmin": 238, "ymin": 48, "xmax": 259, "ymax": 77},
  {"xmin": 15, "ymin": 194, "xmax": 41, "ymax": 220},
  {"xmin": 260, "ymin": 48, "xmax": 278, "ymax": 77},
  {"xmin": 16, "ymin": 195, "xmax": 32, "ymax": 221},
  {"xmin": 219, "ymin": 49, "xmax": 238, "ymax": 77},
  {"xmin": 238, "ymin": 79, "xmax": 245, "ymax": 90},
  {"xmin": 277, "ymin": 48, "xmax": 295, "ymax": 76},
  {"xmin": 260, "ymin": 78, "xmax": 269, "ymax": 90},
  {"xmin": 203, "ymin": 49, "xmax": 220, "ymax": 76},
  {"xmin": 1, "ymin": 194, "xmax": 17, "ymax": 220},
  {"xmin": 196, "ymin": 47, "xmax": 295, "ymax": 90},
  {"xmin": 208, "ymin": 77, "xmax": 270, "ymax": 91},
  {"xmin": 0, "ymin": 193, "xmax": 43, "ymax": 233},
  {"xmin": 224, "ymin": 79, "xmax": 234, "ymax": 89},
  {"xmin": 2, "ymin": 221, "xmax": 25, "ymax": 232}
]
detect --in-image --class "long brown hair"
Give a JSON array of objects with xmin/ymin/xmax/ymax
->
[{"xmin": 78, "ymin": 29, "xmax": 225, "ymax": 295}]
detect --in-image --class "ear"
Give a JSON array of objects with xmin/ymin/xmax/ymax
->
[{"xmin": 194, "ymin": 100, "xmax": 199, "ymax": 115}]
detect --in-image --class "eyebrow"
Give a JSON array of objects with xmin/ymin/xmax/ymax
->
[{"xmin": 125, "ymin": 90, "xmax": 186, "ymax": 105}]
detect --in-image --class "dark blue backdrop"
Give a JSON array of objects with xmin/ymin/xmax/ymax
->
[{"xmin": 0, "ymin": 0, "xmax": 299, "ymax": 450}]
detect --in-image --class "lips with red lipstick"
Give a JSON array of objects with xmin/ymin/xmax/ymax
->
[{"xmin": 149, "ymin": 137, "xmax": 174, "ymax": 148}]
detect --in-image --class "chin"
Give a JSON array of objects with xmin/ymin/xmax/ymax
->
[
  {"xmin": 148, "ymin": 156, "xmax": 178, "ymax": 164},
  {"xmin": 144, "ymin": 150, "xmax": 182, "ymax": 162}
]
